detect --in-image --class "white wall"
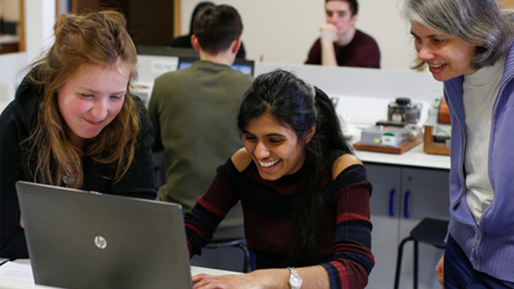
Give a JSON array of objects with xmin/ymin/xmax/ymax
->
[
  {"xmin": 24, "ymin": 0, "xmax": 55, "ymax": 63},
  {"xmin": 181, "ymin": 0, "xmax": 415, "ymax": 71},
  {"xmin": 21, "ymin": 0, "xmax": 415, "ymax": 71},
  {"xmin": 0, "ymin": 52, "xmax": 28, "ymax": 112},
  {"xmin": 0, "ymin": 0, "xmax": 54, "ymax": 111}
]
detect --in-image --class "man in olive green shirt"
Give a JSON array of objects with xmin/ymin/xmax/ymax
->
[{"xmin": 148, "ymin": 5, "xmax": 252, "ymax": 240}]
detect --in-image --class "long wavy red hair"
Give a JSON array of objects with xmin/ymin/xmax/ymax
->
[{"xmin": 25, "ymin": 10, "xmax": 139, "ymax": 188}]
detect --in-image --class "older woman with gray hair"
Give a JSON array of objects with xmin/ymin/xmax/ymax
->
[{"xmin": 403, "ymin": 0, "xmax": 514, "ymax": 288}]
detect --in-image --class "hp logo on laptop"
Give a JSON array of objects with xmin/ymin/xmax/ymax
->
[{"xmin": 94, "ymin": 236, "xmax": 107, "ymax": 249}]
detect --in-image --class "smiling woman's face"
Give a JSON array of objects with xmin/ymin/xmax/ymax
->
[
  {"xmin": 57, "ymin": 64, "xmax": 130, "ymax": 148},
  {"xmin": 410, "ymin": 21, "xmax": 478, "ymax": 82},
  {"xmin": 242, "ymin": 112, "xmax": 307, "ymax": 181}
]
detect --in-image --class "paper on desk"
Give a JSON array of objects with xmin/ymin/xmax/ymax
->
[{"xmin": 0, "ymin": 261, "xmax": 34, "ymax": 284}]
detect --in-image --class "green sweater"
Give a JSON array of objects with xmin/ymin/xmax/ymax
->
[{"xmin": 148, "ymin": 60, "xmax": 253, "ymax": 240}]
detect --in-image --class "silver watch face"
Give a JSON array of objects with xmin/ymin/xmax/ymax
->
[
  {"xmin": 288, "ymin": 267, "xmax": 303, "ymax": 289},
  {"xmin": 290, "ymin": 276, "xmax": 302, "ymax": 287}
]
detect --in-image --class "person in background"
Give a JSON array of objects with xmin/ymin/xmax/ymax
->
[
  {"xmin": 0, "ymin": 10, "xmax": 157, "ymax": 259},
  {"xmin": 305, "ymin": 0, "xmax": 380, "ymax": 68},
  {"xmin": 148, "ymin": 4, "xmax": 252, "ymax": 242},
  {"xmin": 168, "ymin": 1, "xmax": 247, "ymax": 59},
  {"xmin": 404, "ymin": 0, "xmax": 514, "ymax": 288},
  {"xmin": 186, "ymin": 69, "xmax": 374, "ymax": 289}
]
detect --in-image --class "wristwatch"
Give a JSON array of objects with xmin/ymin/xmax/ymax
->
[{"xmin": 287, "ymin": 267, "xmax": 303, "ymax": 289}]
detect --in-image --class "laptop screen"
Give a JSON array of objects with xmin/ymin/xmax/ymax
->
[
  {"xmin": 16, "ymin": 181, "xmax": 193, "ymax": 289},
  {"xmin": 177, "ymin": 57, "xmax": 255, "ymax": 76}
]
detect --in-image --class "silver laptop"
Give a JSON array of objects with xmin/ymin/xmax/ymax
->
[{"xmin": 15, "ymin": 181, "xmax": 193, "ymax": 289}]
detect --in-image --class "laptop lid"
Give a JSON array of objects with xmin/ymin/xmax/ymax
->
[
  {"xmin": 177, "ymin": 56, "xmax": 255, "ymax": 76},
  {"xmin": 15, "ymin": 181, "xmax": 192, "ymax": 289}
]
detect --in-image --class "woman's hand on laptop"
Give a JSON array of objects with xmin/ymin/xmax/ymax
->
[
  {"xmin": 192, "ymin": 273, "xmax": 253, "ymax": 289},
  {"xmin": 193, "ymin": 266, "xmax": 329, "ymax": 289},
  {"xmin": 192, "ymin": 269, "xmax": 280, "ymax": 289},
  {"xmin": 20, "ymin": 216, "xmax": 24, "ymax": 228}
]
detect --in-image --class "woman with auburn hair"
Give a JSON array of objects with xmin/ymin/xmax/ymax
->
[{"xmin": 0, "ymin": 10, "xmax": 156, "ymax": 259}]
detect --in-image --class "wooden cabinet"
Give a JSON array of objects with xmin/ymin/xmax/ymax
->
[
  {"xmin": 365, "ymin": 163, "xmax": 450, "ymax": 289},
  {"xmin": 70, "ymin": 0, "xmax": 180, "ymax": 46},
  {"xmin": 0, "ymin": 42, "xmax": 19, "ymax": 54}
]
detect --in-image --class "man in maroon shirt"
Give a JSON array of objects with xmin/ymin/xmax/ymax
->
[{"xmin": 305, "ymin": 0, "xmax": 380, "ymax": 68}]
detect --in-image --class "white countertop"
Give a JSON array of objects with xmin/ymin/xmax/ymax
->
[
  {"xmin": 355, "ymin": 142, "xmax": 450, "ymax": 170},
  {"xmin": 348, "ymin": 122, "xmax": 450, "ymax": 170}
]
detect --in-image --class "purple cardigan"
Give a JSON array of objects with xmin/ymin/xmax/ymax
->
[{"xmin": 444, "ymin": 40, "xmax": 514, "ymax": 282}]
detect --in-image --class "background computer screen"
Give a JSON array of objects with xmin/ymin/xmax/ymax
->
[{"xmin": 178, "ymin": 57, "xmax": 254, "ymax": 76}]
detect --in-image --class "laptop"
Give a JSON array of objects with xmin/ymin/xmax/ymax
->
[
  {"xmin": 15, "ymin": 181, "xmax": 193, "ymax": 289},
  {"xmin": 177, "ymin": 56, "xmax": 255, "ymax": 76}
]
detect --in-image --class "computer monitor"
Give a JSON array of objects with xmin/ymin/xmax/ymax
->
[
  {"xmin": 177, "ymin": 56, "xmax": 255, "ymax": 76},
  {"xmin": 136, "ymin": 45, "xmax": 199, "ymax": 58}
]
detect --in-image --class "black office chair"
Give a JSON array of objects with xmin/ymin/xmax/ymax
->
[
  {"xmin": 204, "ymin": 238, "xmax": 254, "ymax": 273},
  {"xmin": 393, "ymin": 218, "xmax": 449, "ymax": 289}
]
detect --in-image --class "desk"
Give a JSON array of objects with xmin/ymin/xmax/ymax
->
[
  {"xmin": 355, "ymin": 141, "xmax": 450, "ymax": 170},
  {"xmin": 0, "ymin": 259, "xmax": 238, "ymax": 289},
  {"xmin": 348, "ymin": 121, "xmax": 450, "ymax": 171}
]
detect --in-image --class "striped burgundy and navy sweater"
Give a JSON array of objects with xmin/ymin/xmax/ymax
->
[{"xmin": 185, "ymin": 155, "xmax": 374, "ymax": 289}]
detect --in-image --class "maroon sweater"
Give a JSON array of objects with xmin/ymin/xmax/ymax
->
[
  {"xmin": 305, "ymin": 29, "xmax": 381, "ymax": 68},
  {"xmin": 185, "ymin": 158, "xmax": 374, "ymax": 289}
]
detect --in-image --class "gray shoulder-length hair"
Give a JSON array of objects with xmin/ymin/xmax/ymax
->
[{"xmin": 402, "ymin": 0, "xmax": 514, "ymax": 70}]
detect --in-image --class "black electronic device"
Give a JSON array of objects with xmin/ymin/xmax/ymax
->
[
  {"xmin": 178, "ymin": 56, "xmax": 255, "ymax": 76},
  {"xmin": 376, "ymin": 97, "xmax": 422, "ymax": 127}
]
